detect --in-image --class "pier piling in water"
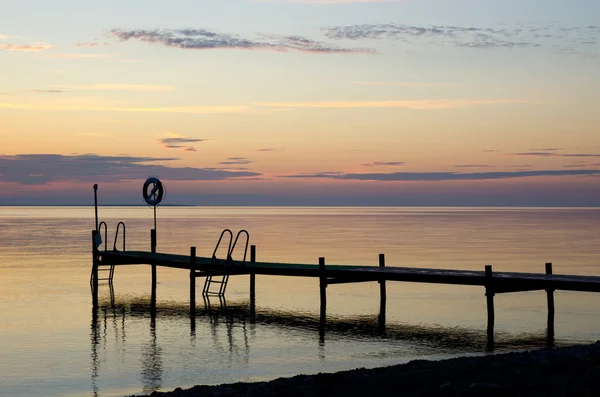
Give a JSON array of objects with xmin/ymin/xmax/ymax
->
[
  {"xmin": 546, "ymin": 262, "xmax": 555, "ymax": 344},
  {"xmin": 319, "ymin": 257, "xmax": 327, "ymax": 324},
  {"xmin": 91, "ymin": 230, "xmax": 99, "ymax": 308},
  {"xmin": 250, "ymin": 245, "xmax": 256, "ymax": 318},
  {"xmin": 485, "ymin": 264, "xmax": 495, "ymax": 345},
  {"xmin": 151, "ymin": 229, "xmax": 157, "ymax": 300},
  {"xmin": 378, "ymin": 253, "xmax": 387, "ymax": 331},
  {"xmin": 190, "ymin": 247, "xmax": 196, "ymax": 317}
]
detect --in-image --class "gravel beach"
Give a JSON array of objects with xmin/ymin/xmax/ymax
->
[{"xmin": 132, "ymin": 342, "xmax": 600, "ymax": 397}]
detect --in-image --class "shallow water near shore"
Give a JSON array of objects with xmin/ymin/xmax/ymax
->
[{"xmin": 1, "ymin": 206, "xmax": 600, "ymax": 397}]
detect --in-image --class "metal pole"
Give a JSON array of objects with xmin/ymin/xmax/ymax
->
[
  {"xmin": 151, "ymin": 229, "xmax": 157, "ymax": 253},
  {"xmin": 153, "ymin": 205, "xmax": 157, "ymax": 232},
  {"xmin": 93, "ymin": 184, "xmax": 98, "ymax": 231}
]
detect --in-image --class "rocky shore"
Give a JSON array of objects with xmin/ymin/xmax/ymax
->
[{"xmin": 135, "ymin": 342, "xmax": 600, "ymax": 397}]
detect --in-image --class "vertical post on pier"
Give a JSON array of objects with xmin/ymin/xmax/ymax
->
[
  {"xmin": 545, "ymin": 263, "xmax": 555, "ymax": 315},
  {"xmin": 378, "ymin": 254, "xmax": 387, "ymax": 332},
  {"xmin": 319, "ymin": 257, "xmax": 327, "ymax": 339},
  {"xmin": 485, "ymin": 265, "xmax": 495, "ymax": 350},
  {"xmin": 545, "ymin": 262, "xmax": 555, "ymax": 346},
  {"xmin": 150, "ymin": 229, "xmax": 157, "ymax": 301},
  {"xmin": 250, "ymin": 245, "xmax": 256, "ymax": 318},
  {"xmin": 190, "ymin": 246, "xmax": 196, "ymax": 318},
  {"xmin": 93, "ymin": 184, "xmax": 99, "ymax": 232},
  {"xmin": 91, "ymin": 230, "xmax": 99, "ymax": 308}
]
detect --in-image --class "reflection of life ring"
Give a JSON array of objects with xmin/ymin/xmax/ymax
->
[{"xmin": 143, "ymin": 177, "xmax": 164, "ymax": 206}]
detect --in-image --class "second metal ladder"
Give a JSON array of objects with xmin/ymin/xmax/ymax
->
[
  {"xmin": 202, "ymin": 229, "xmax": 249, "ymax": 296},
  {"xmin": 90, "ymin": 221, "xmax": 126, "ymax": 286}
]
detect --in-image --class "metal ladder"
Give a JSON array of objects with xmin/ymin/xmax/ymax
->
[
  {"xmin": 202, "ymin": 229, "xmax": 250, "ymax": 297},
  {"xmin": 90, "ymin": 222, "xmax": 126, "ymax": 286}
]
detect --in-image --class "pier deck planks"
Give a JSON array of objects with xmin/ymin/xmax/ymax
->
[{"xmin": 99, "ymin": 250, "xmax": 600, "ymax": 293}]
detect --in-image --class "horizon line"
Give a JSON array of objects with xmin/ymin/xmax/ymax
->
[{"xmin": 1, "ymin": 204, "xmax": 600, "ymax": 208}]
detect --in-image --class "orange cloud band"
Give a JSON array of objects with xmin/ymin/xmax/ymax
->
[
  {"xmin": 256, "ymin": 99, "xmax": 532, "ymax": 109},
  {"xmin": 0, "ymin": 103, "xmax": 248, "ymax": 114},
  {"xmin": 0, "ymin": 43, "xmax": 52, "ymax": 51}
]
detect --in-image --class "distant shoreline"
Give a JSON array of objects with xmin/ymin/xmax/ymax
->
[{"xmin": 131, "ymin": 342, "xmax": 600, "ymax": 397}]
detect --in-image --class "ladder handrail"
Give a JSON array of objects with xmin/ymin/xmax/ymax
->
[
  {"xmin": 211, "ymin": 229, "xmax": 233, "ymax": 262},
  {"xmin": 112, "ymin": 222, "xmax": 126, "ymax": 252},
  {"xmin": 204, "ymin": 229, "xmax": 233, "ymax": 296},
  {"xmin": 90, "ymin": 221, "xmax": 120, "ymax": 286},
  {"xmin": 98, "ymin": 221, "xmax": 108, "ymax": 252},
  {"xmin": 203, "ymin": 229, "xmax": 250, "ymax": 297},
  {"xmin": 228, "ymin": 230, "xmax": 250, "ymax": 264}
]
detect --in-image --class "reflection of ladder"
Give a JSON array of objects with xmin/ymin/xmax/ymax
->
[
  {"xmin": 90, "ymin": 222, "xmax": 126, "ymax": 286},
  {"xmin": 202, "ymin": 229, "xmax": 249, "ymax": 297}
]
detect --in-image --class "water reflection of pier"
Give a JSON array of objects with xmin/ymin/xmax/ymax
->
[
  {"xmin": 90, "ymin": 286, "xmax": 558, "ymax": 395},
  {"xmin": 90, "ymin": 287, "xmax": 253, "ymax": 396}
]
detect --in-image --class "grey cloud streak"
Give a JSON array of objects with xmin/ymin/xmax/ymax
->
[
  {"xmin": 164, "ymin": 145, "xmax": 197, "ymax": 152},
  {"xmin": 109, "ymin": 28, "xmax": 374, "ymax": 54},
  {"xmin": 0, "ymin": 43, "xmax": 52, "ymax": 51},
  {"xmin": 322, "ymin": 24, "xmax": 600, "ymax": 54},
  {"xmin": 361, "ymin": 161, "xmax": 404, "ymax": 167},
  {"xmin": 159, "ymin": 137, "xmax": 206, "ymax": 144},
  {"xmin": 159, "ymin": 136, "xmax": 206, "ymax": 152},
  {"xmin": 28, "ymin": 89, "xmax": 64, "ymax": 93},
  {"xmin": 219, "ymin": 157, "xmax": 253, "ymax": 165},
  {"xmin": 256, "ymin": 148, "xmax": 285, "ymax": 152},
  {"xmin": 0, "ymin": 154, "xmax": 260, "ymax": 185},
  {"xmin": 282, "ymin": 169, "xmax": 600, "ymax": 181},
  {"xmin": 563, "ymin": 164, "xmax": 593, "ymax": 168},
  {"xmin": 511, "ymin": 152, "xmax": 600, "ymax": 158}
]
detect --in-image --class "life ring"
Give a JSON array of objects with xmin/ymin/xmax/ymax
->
[{"xmin": 143, "ymin": 177, "xmax": 164, "ymax": 206}]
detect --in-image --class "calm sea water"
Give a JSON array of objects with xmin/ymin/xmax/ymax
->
[{"xmin": 1, "ymin": 206, "xmax": 600, "ymax": 397}]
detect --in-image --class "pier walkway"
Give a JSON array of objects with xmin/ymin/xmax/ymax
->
[
  {"xmin": 99, "ymin": 250, "xmax": 600, "ymax": 293},
  {"xmin": 91, "ymin": 228, "xmax": 600, "ymax": 346}
]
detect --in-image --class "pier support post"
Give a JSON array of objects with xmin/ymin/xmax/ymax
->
[
  {"xmin": 151, "ymin": 229, "xmax": 157, "ymax": 302},
  {"xmin": 91, "ymin": 230, "xmax": 99, "ymax": 308},
  {"xmin": 250, "ymin": 245, "xmax": 256, "ymax": 319},
  {"xmin": 319, "ymin": 257, "xmax": 327, "ymax": 339},
  {"xmin": 485, "ymin": 265, "xmax": 495, "ymax": 349},
  {"xmin": 378, "ymin": 254, "xmax": 387, "ymax": 332},
  {"xmin": 545, "ymin": 262, "xmax": 555, "ymax": 315},
  {"xmin": 545, "ymin": 262, "xmax": 555, "ymax": 346},
  {"xmin": 190, "ymin": 247, "xmax": 196, "ymax": 318}
]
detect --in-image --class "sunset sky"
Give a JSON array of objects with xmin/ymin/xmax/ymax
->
[{"xmin": 1, "ymin": 0, "xmax": 599, "ymax": 206}]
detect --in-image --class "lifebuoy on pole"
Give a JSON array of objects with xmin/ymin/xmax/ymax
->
[{"xmin": 143, "ymin": 177, "xmax": 164, "ymax": 206}]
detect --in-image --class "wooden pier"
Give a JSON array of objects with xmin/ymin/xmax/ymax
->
[{"xmin": 91, "ymin": 228, "xmax": 600, "ymax": 346}]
